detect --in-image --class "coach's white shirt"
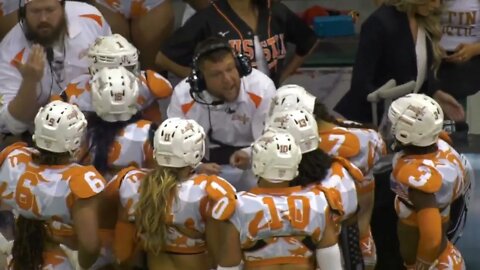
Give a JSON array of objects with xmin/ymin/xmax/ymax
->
[
  {"xmin": 0, "ymin": 1, "xmax": 111, "ymax": 134},
  {"xmin": 168, "ymin": 68, "xmax": 276, "ymax": 149}
]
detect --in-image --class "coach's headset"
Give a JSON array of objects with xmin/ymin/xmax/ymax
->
[{"xmin": 187, "ymin": 40, "xmax": 252, "ymax": 106}]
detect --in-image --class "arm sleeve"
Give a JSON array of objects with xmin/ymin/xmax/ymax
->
[
  {"xmin": 0, "ymin": 53, "xmax": 29, "ymax": 134},
  {"xmin": 160, "ymin": 11, "xmax": 209, "ymax": 66},
  {"xmin": 251, "ymin": 79, "xmax": 276, "ymax": 140},
  {"xmin": 279, "ymin": 3, "xmax": 318, "ymax": 56},
  {"xmin": 316, "ymin": 244, "xmax": 343, "ymax": 270},
  {"xmin": 166, "ymin": 83, "xmax": 188, "ymax": 118}
]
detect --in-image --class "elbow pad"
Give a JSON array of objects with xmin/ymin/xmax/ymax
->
[{"xmin": 316, "ymin": 243, "xmax": 343, "ymax": 270}]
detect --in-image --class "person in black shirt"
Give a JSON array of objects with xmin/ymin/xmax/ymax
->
[{"xmin": 156, "ymin": 0, "xmax": 318, "ymax": 85}]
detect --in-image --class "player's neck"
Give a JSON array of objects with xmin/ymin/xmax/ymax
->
[
  {"xmin": 317, "ymin": 120, "xmax": 337, "ymax": 132},
  {"xmin": 177, "ymin": 167, "xmax": 194, "ymax": 182},
  {"xmin": 258, "ymin": 178, "xmax": 290, "ymax": 188}
]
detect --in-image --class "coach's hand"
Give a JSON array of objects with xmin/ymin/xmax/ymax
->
[
  {"xmin": 14, "ymin": 44, "xmax": 45, "ymax": 83},
  {"xmin": 197, "ymin": 163, "xmax": 222, "ymax": 175},
  {"xmin": 230, "ymin": 150, "xmax": 251, "ymax": 170}
]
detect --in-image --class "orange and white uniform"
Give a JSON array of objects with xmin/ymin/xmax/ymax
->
[
  {"xmin": 318, "ymin": 124, "xmax": 385, "ymax": 261},
  {"xmin": 0, "ymin": 0, "xmax": 17, "ymax": 16},
  {"xmin": 58, "ymin": 69, "xmax": 172, "ymax": 122},
  {"xmin": 319, "ymin": 156, "xmax": 363, "ymax": 220},
  {"xmin": 93, "ymin": 0, "xmax": 166, "ymax": 19},
  {"xmin": 390, "ymin": 138, "xmax": 467, "ymax": 269},
  {"xmin": 0, "ymin": 142, "xmax": 105, "ymax": 222},
  {"xmin": 78, "ymin": 119, "xmax": 156, "ymax": 179},
  {"xmin": 228, "ymin": 185, "xmax": 335, "ymax": 268},
  {"xmin": 318, "ymin": 124, "xmax": 386, "ymax": 194},
  {"xmin": 109, "ymin": 168, "xmax": 237, "ymax": 260},
  {"xmin": 0, "ymin": 1, "xmax": 111, "ymax": 134},
  {"xmin": 0, "ymin": 142, "xmax": 106, "ymax": 269}
]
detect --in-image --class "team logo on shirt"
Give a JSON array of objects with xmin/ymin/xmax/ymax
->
[
  {"xmin": 232, "ymin": 113, "xmax": 249, "ymax": 124},
  {"xmin": 218, "ymin": 31, "xmax": 230, "ymax": 37}
]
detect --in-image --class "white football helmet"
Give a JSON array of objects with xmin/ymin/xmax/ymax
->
[
  {"xmin": 33, "ymin": 101, "xmax": 87, "ymax": 153},
  {"xmin": 266, "ymin": 110, "xmax": 319, "ymax": 154},
  {"xmin": 268, "ymin": 84, "xmax": 317, "ymax": 118},
  {"xmin": 154, "ymin": 118, "xmax": 206, "ymax": 168},
  {"xmin": 251, "ymin": 130, "xmax": 302, "ymax": 182},
  {"xmin": 388, "ymin": 93, "xmax": 444, "ymax": 147},
  {"xmin": 88, "ymin": 34, "xmax": 139, "ymax": 76},
  {"xmin": 91, "ymin": 66, "xmax": 140, "ymax": 122}
]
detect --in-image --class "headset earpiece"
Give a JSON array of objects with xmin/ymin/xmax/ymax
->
[{"xmin": 188, "ymin": 41, "xmax": 252, "ymax": 94}]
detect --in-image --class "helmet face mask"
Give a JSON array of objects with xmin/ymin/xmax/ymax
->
[
  {"xmin": 33, "ymin": 101, "xmax": 88, "ymax": 154},
  {"xmin": 88, "ymin": 34, "xmax": 140, "ymax": 76},
  {"xmin": 251, "ymin": 130, "xmax": 302, "ymax": 183},
  {"xmin": 388, "ymin": 93, "xmax": 444, "ymax": 147},
  {"xmin": 266, "ymin": 109, "xmax": 319, "ymax": 154},
  {"xmin": 90, "ymin": 66, "xmax": 140, "ymax": 122},
  {"xmin": 153, "ymin": 118, "xmax": 206, "ymax": 168}
]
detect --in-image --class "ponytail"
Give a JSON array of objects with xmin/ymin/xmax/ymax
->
[
  {"xmin": 135, "ymin": 167, "xmax": 183, "ymax": 255},
  {"xmin": 10, "ymin": 216, "xmax": 49, "ymax": 270},
  {"xmin": 292, "ymin": 149, "xmax": 333, "ymax": 187},
  {"xmin": 85, "ymin": 113, "xmax": 142, "ymax": 174}
]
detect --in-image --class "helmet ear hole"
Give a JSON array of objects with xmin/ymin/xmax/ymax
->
[{"xmin": 389, "ymin": 93, "xmax": 444, "ymax": 147}]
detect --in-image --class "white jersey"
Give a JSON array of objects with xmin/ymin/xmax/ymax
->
[
  {"xmin": 57, "ymin": 70, "xmax": 172, "ymax": 118},
  {"xmin": 441, "ymin": 0, "xmax": 480, "ymax": 51},
  {"xmin": 109, "ymin": 168, "xmax": 237, "ymax": 254},
  {"xmin": 390, "ymin": 139, "xmax": 468, "ymax": 223},
  {"xmin": 0, "ymin": 143, "xmax": 106, "ymax": 224},
  {"xmin": 318, "ymin": 124, "xmax": 386, "ymax": 194},
  {"xmin": 167, "ymin": 69, "xmax": 276, "ymax": 149},
  {"xmin": 229, "ymin": 185, "xmax": 331, "ymax": 267},
  {"xmin": 320, "ymin": 156, "xmax": 363, "ymax": 219},
  {"xmin": 78, "ymin": 119, "xmax": 155, "ymax": 180},
  {"xmin": 0, "ymin": 1, "xmax": 111, "ymax": 134}
]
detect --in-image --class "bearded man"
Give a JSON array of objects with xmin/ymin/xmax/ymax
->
[{"xmin": 0, "ymin": 0, "xmax": 111, "ymax": 139}]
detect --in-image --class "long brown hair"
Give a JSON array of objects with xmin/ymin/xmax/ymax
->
[
  {"xmin": 10, "ymin": 216, "xmax": 50, "ymax": 270},
  {"xmin": 11, "ymin": 147, "xmax": 71, "ymax": 269},
  {"xmin": 384, "ymin": 0, "xmax": 443, "ymax": 71},
  {"xmin": 135, "ymin": 166, "xmax": 184, "ymax": 255}
]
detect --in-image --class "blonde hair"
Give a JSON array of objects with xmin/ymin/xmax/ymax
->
[
  {"xmin": 384, "ymin": 0, "xmax": 443, "ymax": 71},
  {"xmin": 135, "ymin": 166, "xmax": 183, "ymax": 255}
]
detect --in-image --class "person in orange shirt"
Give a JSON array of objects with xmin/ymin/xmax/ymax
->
[
  {"xmin": 215, "ymin": 130, "xmax": 343, "ymax": 270},
  {"xmin": 243, "ymin": 84, "xmax": 386, "ymax": 270},
  {"xmin": 388, "ymin": 93, "xmax": 466, "ymax": 270},
  {"xmin": 101, "ymin": 117, "xmax": 237, "ymax": 269},
  {"xmin": 74, "ymin": 66, "xmax": 159, "ymax": 181},
  {"xmin": 0, "ymin": 100, "xmax": 106, "ymax": 269},
  {"xmin": 91, "ymin": 0, "xmax": 174, "ymax": 70}
]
